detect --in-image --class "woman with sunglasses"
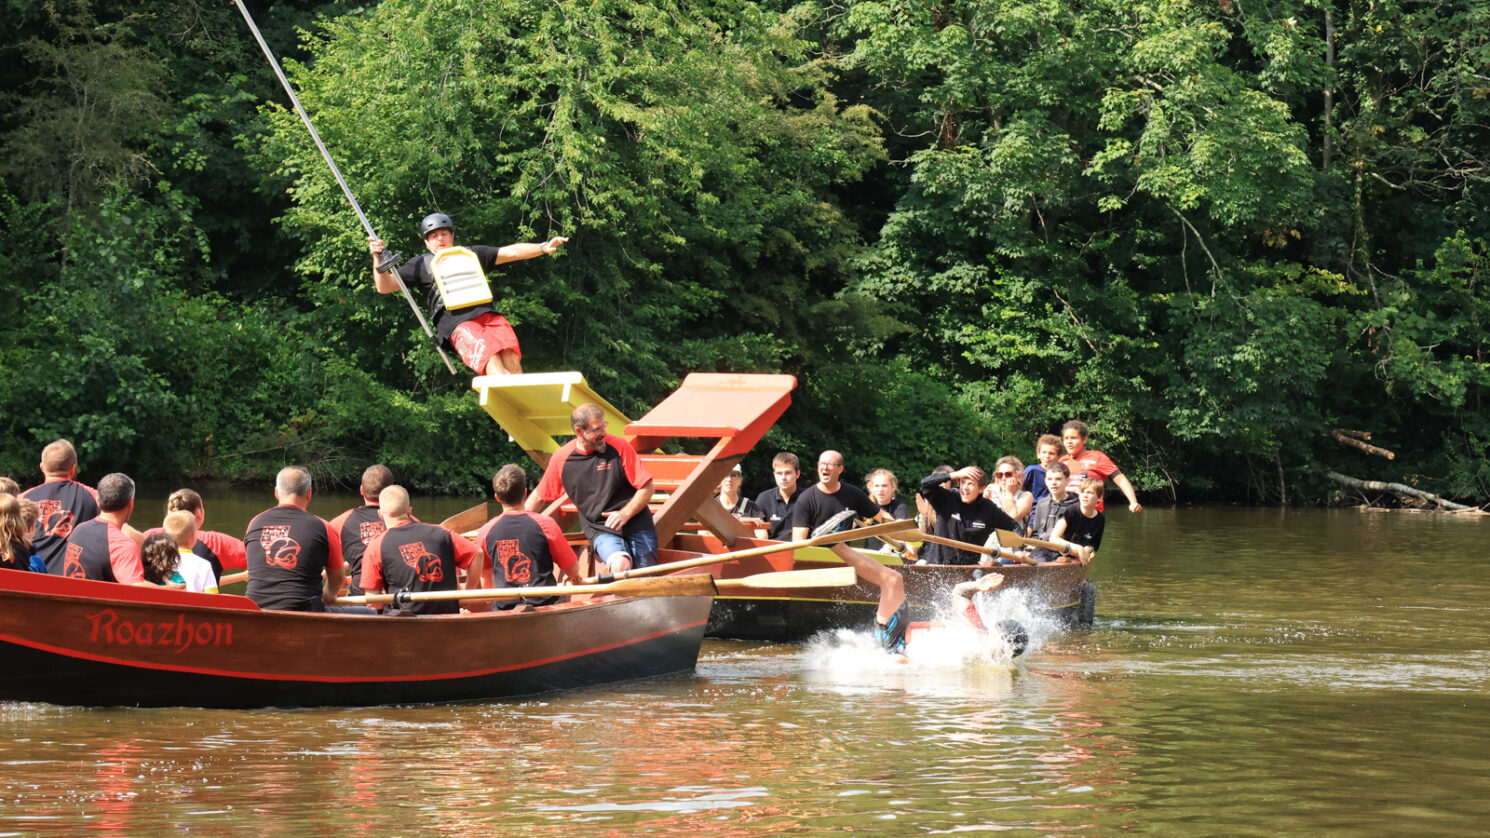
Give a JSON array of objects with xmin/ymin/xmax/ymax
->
[{"xmin": 983, "ymin": 455, "xmax": 1034, "ymax": 530}]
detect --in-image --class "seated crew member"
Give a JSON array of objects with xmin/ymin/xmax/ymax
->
[
  {"xmin": 526, "ymin": 403, "xmax": 659, "ymax": 573},
  {"xmin": 1020, "ymin": 462, "xmax": 1077, "ymax": 564},
  {"xmin": 360, "ymin": 485, "xmax": 481, "ymax": 615},
  {"xmin": 244, "ymin": 466, "xmax": 372, "ymax": 614},
  {"xmin": 477, "ymin": 464, "xmax": 583, "ymax": 610},
  {"xmin": 792, "ymin": 450, "xmax": 908, "ymax": 652},
  {"xmin": 141, "ymin": 489, "xmax": 246, "ymax": 586},
  {"xmin": 716, "ymin": 464, "xmax": 763, "ymax": 521},
  {"xmin": 864, "ymin": 468, "xmax": 911, "ymax": 554},
  {"xmin": 1059, "ymin": 420, "xmax": 1143, "ymax": 514},
  {"xmin": 984, "ymin": 455, "xmax": 1034, "ymax": 529},
  {"xmin": 918, "ymin": 465, "xmax": 1019, "ymax": 566},
  {"xmin": 161, "ymin": 511, "xmax": 219, "ymax": 593},
  {"xmin": 1046, "ymin": 477, "xmax": 1107, "ymax": 564},
  {"xmin": 0, "ymin": 492, "xmax": 37, "ymax": 572},
  {"xmin": 754, "ymin": 452, "xmax": 803, "ymax": 541},
  {"xmin": 329, "ymin": 464, "xmax": 396, "ymax": 597},
  {"xmin": 368, "ymin": 213, "xmax": 568, "ymax": 376},
  {"xmin": 61, "ymin": 473, "xmax": 154, "ymax": 586},
  {"xmin": 19, "ymin": 439, "xmax": 100, "ymax": 574}
]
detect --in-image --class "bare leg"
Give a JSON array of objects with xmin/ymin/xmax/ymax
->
[
  {"xmin": 497, "ymin": 349, "xmax": 523, "ymax": 374},
  {"xmin": 829, "ymin": 542, "xmax": 905, "ymax": 622}
]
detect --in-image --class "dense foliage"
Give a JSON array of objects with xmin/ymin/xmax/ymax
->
[{"xmin": 1, "ymin": 0, "xmax": 1485, "ymax": 505}]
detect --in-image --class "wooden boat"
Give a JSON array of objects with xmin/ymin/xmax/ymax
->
[
  {"xmin": 473, "ymin": 371, "xmax": 1097, "ymax": 643},
  {"xmin": 0, "ymin": 558, "xmax": 712, "ymax": 709},
  {"xmin": 674, "ymin": 534, "xmax": 1094, "ymax": 641}
]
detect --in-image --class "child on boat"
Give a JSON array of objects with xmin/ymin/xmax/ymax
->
[
  {"xmin": 1021, "ymin": 434, "xmax": 1063, "ymax": 508},
  {"xmin": 158, "ymin": 515, "xmax": 219, "ymax": 593},
  {"xmin": 1021, "ymin": 462, "xmax": 1077, "ymax": 563},
  {"xmin": 1046, "ymin": 477, "xmax": 1106, "ymax": 564}
]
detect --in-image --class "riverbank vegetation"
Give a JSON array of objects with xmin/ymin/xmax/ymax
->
[{"xmin": 1, "ymin": 0, "xmax": 1486, "ymax": 506}]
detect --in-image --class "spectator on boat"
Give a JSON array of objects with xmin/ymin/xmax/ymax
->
[
  {"xmin": 161, "ymin": 511, "xmax": 219, "ymax": 593},
  {"xmin": 913, "ymin": 464, "xmax": 954, "ymax": 564},
  {"xmin": 792, "ymin": 450, "xmax": 908, "ymax": 652},
  {"xmin": 918, "ymin": 466, "xmax": 1019, "ymax": 566},
  {"xmin": 244, "ymin": 466, "xmax": 370, "ymax": 613},
  {"xmin": 1046, "ymin": 477, "xmax": 1107, "ymax": 564},
  {"xmin": 19, "ymin": 439, "xmax": 100, "ymax": 574},
  {"xmin": 0, "ymin": 477, "xmax": 18, "ymax": 495},
  {"xmin": 329, "ymin": 464, "xmax": 396, "ymax": 597},
  {"xmin": 527, "ymin": 403, "xmax": 659, "ymax": 573},
  {"xmin": 140, "ymin": 530, "xmax": 214, "ymax": 592},
  {"xmin": 754, "ymin": 452, "xmax": 804, "ymax": 541},
  {"xmin": 0, "ymin": 493, "xmax": 39, "ymax": 572},
  {"xmin": 1059, "ymin": 420, "xmax": 1142, "ymax": 514},
  {"xmin": 368, "ymin": 213, "xmax": 567, "ymax": 376},
  {"xmin": 1015, "ymin": 462, "xmax": 1077, "ymax": 564},
  {"xmin": 478, "ymin": 464, "xmax": 583, "ymax": 610},
  {"xmin": 361, "ymin": 485, "xmax": 481, "ymax": 615},
  {"xmin": 61, "ymin": 473, "xmax": 152, "ymax": 585},
  {"xmin": 1020, "ymin": 434, "xmax": 1063, "ymax": 508},
  {"xmin": 140, "ymin": 489, "xmax": 246, "ymax": 584},
  {"xmin": 716, "ymin": 464, "xmax": 763, "ymax": 521},
  {"xmin": 984, "ymin": 455, "xmax": 1034, "ymax": 528},
  {"xmin": 863, "ymin": 468, "xmax": 911, "ymax": 554},
  {"xmin": 13, "ymin": 497, "xmax": 46, "ymax": 572}
]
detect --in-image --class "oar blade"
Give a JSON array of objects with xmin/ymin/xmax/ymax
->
[
  {"xmin": 439, "ymin": 502, "xmax": 490, "ymax": 534},
  {"xmin": 716, "ymin": 567, "xmax": 857, "ymax": 592}
]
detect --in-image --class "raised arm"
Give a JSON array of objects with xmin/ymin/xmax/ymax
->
[{"xmin": 495, "ymin": 236, "xmax": 568, "ymax": 265}]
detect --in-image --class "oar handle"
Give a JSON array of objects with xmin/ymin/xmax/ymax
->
[{"xmin": 915, "ymin": 533, "xmax": 1038, "ymax": 565}]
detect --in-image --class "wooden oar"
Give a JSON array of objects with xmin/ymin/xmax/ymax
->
[
  {"xmin": 582, "ymin": 519, "xmax": 919, "ymax": 584},
  {"xmin": 990, "ymin": 528, "xmax": 1066, "ymax": 553},
  {"xmin": 438, "ymin": 502, "xmax": 490, "ymax": 534},
  {"xmin": 219, "ymin": 571, "xmax": 248, "ymax": 585},
  {"xmin": 335, "ymin": 567, "xmax": 858, "ymax": 607},
  {"xmin": 915, "ymin": 532, "xmax": 1040, "ymax": 565}
]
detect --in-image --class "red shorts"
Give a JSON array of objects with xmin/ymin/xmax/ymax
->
[{"xmin": 449, "ymin": 313, "xmax": 521, "ymax": 373}]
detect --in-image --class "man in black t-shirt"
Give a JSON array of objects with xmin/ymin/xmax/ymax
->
[
  {"xmin": 754, "ymin": 452, "xmax": 803, "ymax": 541},
  {"xmin": 791, "ymin": 450, "xmax": 908, "ymax": 652},
  {"xmin": 527, "ymin": 403, "xmax": 659, "ymax": 573},
  {"xmin": 368, "ymin": 212, "xmax": 568, "ymax": 375}
]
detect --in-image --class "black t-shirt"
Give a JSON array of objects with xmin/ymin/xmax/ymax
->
[
  {"xmin": 481, "ymin": 511, "xmax": 569, "ymax": 609},
  {"xmin": 1060, "ymin": 507, "xmax": 1105, "ymax": 552},
  {"xmin": 1028, "ymin": 494, "xmax": 1077, "ymax": 541},
  {"xmin": 755, "ymin": 487, "xmax": 800, "ymax": 541},
  {"xmin": 395, "ymin": 245, "xmax": 501, "ymax": 341},
  {"xmin": 21, "ymin": 480, "xmax": 99, "ymax": 574},
  {"xmin": 244, "ymin": 505, "xmax": 339, "ymax": 612},
  {"xmin": 792, "ymin": 483, "xmax": 880, "ymax": 534},
  {"xmin": 337, "ymin": 505, "xmax": 386, "ymax": 597},
  {"xmin": 375, "ymin": 521, "xmax": 460, "ymax": 615},
  {"xmin": 535, "ymin": 435, "xmax": 656, "ymax": 544},
  {"xmin": 918, "ymin": 475, "xmax": 1018, "ymax": 565}
]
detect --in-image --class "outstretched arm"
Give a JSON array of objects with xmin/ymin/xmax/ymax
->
[
  {"xmin": 1113, "ymin": 472, "xmax": 1143, "ymax": 513},
  {"xmin": 496, "ymin": 236, "xmax": 568, "ymax": 265}
]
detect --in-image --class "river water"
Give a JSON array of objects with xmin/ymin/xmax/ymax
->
[{"xmin": 2, "ymin": 498, "xmax": 1486, "ymax": 836}]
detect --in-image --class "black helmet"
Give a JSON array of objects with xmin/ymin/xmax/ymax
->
[
  {"xmin": 420, "ymin": 212, "xmax": 453, "ymax": 237},
  {"xmin": 995, "ymin": 619, "xmax": 1029, "ymax": 657}
]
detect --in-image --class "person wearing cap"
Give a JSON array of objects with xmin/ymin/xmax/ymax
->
[
  {"xmin": 715, "ymin": 463, "xmax": 762, "ymax": 521},
  {"xmin": 367, "ymin": 213, "xmax": 568, "ymax": 375}
]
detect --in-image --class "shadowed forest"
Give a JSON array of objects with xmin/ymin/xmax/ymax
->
[{"xmin": 1, "ymin": 0, "xmax": 1486, "ymax": 506}]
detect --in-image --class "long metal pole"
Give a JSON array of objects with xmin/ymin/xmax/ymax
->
[{"xmin": 231, "ymin": 0, "xmax": 458, "ymax": 374}]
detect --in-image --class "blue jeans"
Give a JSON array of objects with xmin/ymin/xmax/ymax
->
[{"xmin": 591, "ymin": 528, "xmax": 659, "ymax": 569}]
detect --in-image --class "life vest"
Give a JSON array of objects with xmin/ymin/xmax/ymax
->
[{"xmin": 430, "ymin": 246, "xmax": 493, "ymax": 311}]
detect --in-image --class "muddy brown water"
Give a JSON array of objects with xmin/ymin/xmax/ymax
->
[{"xmin": 2, "ymin": 499, "xmax": 1486, "ymax": 836}]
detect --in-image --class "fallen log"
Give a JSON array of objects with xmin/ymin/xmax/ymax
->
[
  {"xmin": 1325, "ymin": 471, "xmax": 1480, "ymax": 512},
  {"xmin": 1330, "ymin": 429, "xmax": 1395, "ymax": 459}
]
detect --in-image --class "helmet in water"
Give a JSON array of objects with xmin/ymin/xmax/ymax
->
[
  {"xmin": 995, "ymin": 619, "xmax": 1029, "ymax": 657},
  {"xmin": 420, "ymin": 213, "xmax": 454, "ymax": 238}
]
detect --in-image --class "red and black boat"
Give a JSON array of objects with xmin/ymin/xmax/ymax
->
[{"xmin": 0, "ymin": 567, "xmax": 710, "ymax": 708}]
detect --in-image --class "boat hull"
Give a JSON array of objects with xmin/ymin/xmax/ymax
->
[{"xmin": 0, "ymin": 569, "xmax": 710, "ymax": 708}]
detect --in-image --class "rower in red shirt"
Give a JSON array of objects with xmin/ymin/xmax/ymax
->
[
  {"xmin": 61, "ymin": 473, "xmax": 154, "ymax": 586},
  {"xmin": 360, "ymin": 485, "xmax": 481, "ymax": 615}
]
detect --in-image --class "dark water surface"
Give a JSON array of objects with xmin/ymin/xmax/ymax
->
[{"xmin": 2, "ymin": 503, "xmax": 1486, "ymax": 836}]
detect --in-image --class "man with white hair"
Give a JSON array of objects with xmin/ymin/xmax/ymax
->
[
  {"xmin": 244, "ymin": 466, "xmax": 366, "ymax": 613},
  {"xmin": 359, "ymin": 485, "xmax": 482, "ymax": 615}
]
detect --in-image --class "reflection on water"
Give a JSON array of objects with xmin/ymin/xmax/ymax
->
[{"xmin": 2, "ymin": 507, "xmax": 1488, "ymax": 835}]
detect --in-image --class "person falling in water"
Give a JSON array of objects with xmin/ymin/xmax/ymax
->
[{"xmin": 368, "ymin": 212, "xmax": 568, "ymax": 376}]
